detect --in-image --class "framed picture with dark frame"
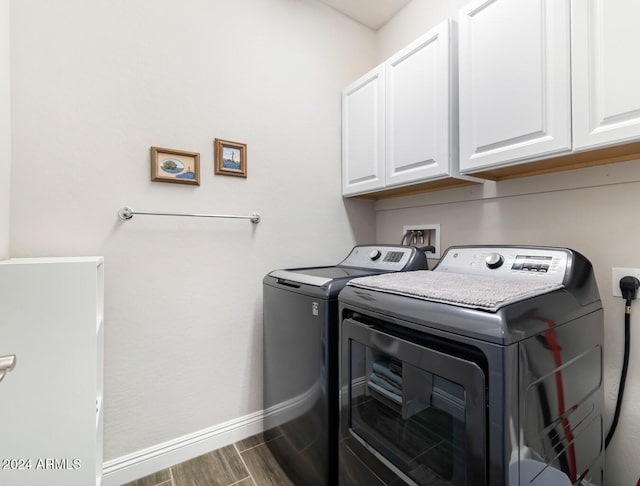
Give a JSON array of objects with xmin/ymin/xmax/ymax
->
[
  {"xmin": 214, "ymin": 139, "xmax": 247, "ymax": 178},
  {"xmin": 150, "ymin": 146, "xmax": 200, "ymax": 186}
]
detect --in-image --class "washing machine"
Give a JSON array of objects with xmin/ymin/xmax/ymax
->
[
  {"xmin": 263, "ymin": 245, "xmax": 428, "ymax": 485},
  {"xmin": 338, "ymin": 245, "xmax": 604, "ymax": 486}
]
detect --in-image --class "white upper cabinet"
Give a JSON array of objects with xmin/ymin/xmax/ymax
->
[
  {"xmin": 458, "ymin": 0, "xmax": 572, "ymax": 172},
  {"xmin": 572, "ymin": 0, "xmax": 640, "ymax": 150},
  {"xmin": 385, "ymin": 20, "xmax": 453, "ymax": 187},
  {"xmin": 342, "ymin": 65, "xmax": 385, "ymax": 196},
  {"xmin": 343, "ymin": 20, "xmax": 468, "ymax": 197}
]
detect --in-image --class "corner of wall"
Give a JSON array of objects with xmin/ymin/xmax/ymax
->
[
  {"xmin": 373, "ymin": 0, "xmax": 469, "ymax": 63},
  {"xmin": 0, "ymin": 0, "xmax": 11, "ymax": 261}
]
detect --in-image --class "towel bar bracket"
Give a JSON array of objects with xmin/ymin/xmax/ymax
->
[{"xmin": 0, "ymin": 354, "xmax": 16, "ymax": 383}]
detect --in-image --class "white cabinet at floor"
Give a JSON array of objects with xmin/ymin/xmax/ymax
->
[
  {"xmin": 572, "ymin": 0, "xmax": 640, "ymax": 150},
  {"xmin": 458, "ymin": 0, "xmax": 572, "ymax": 173},
  {"xmin": 0, "ymin": 257, "xmax": 104, "ymax": 486},
  {"xmin": 343, "ymin": 19, "xmax": 466, "ymax": 197}
]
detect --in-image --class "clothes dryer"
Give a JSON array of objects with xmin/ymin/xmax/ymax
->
[{"xmin": 339, "ymin": 245, "xmax": 603, "ymax": 486}]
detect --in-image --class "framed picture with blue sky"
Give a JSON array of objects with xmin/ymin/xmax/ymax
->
[{"xmin": 214, "ymin": 138, "xmax": 247, "ymax": 178}]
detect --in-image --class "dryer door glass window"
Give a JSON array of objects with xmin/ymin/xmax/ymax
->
[{"xmin": 343, "ymin": 318, "xmax": 486, "ymax": 485}]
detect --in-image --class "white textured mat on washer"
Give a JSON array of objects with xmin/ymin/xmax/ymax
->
[{"xmin": 347, "ymin": 270, "xmax": 564, "ymax": 312}]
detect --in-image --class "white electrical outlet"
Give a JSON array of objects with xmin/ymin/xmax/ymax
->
[
  {"xmin": 611, "ymin": 267, "xmax": 640, "ymax": 297},
  {"xmin": 402, "ymin": 224, "xmax": 441, "ymax": 259}
]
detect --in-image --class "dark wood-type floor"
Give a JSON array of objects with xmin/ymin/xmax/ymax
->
[{"xmin": 122, "ymin": 433, "xmax": 293, "ymax": 486}]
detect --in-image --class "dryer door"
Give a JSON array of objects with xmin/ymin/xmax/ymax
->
[{"xmin": 341, "ymin": 318, "xmax": 486, "ymax": 485}]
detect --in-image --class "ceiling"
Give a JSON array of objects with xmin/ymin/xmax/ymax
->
[{"xmin": 317, "ymin": 0, "xmax": 412, "ymax": 30}]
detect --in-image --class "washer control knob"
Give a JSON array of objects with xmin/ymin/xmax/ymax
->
[
  {"xmin": 485, "ymin": 252, "xmax": 504, "ymax": 269},
  {"xmin": 369, "ymin": 250, "xmax": 382, "ymax": 261}
]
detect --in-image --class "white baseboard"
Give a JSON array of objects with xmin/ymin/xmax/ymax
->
[
  {"xmin": 102, "ymin": 384, "xmax": 321, "ymax": 486},
  {"xmin": 101, "ymin": 410, "xmax": 264, "ymax": 486}
]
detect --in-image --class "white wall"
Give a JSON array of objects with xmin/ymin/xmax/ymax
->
[
  {"xmin": 0, "ymin": 0, "xmax": 9, "ymax": 261},
  {"xmin": 9, "ymin": 0, "xmax": 376, "ymax": 462},
  {"xmin": 375, "ymin": 2, "xmax": 640, "ymax": 484},
  {"xmin": 376, "ymin": 0, "xmax": 468, "ymax": 61}
]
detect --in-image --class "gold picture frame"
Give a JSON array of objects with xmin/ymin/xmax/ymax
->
[
  {"xmin": 214, "ymin": 139, "xmax": 247, "ymax": 178},
  {"xmin": 151, "ymin": 146, "xmax": 200, "ymax": 186}
]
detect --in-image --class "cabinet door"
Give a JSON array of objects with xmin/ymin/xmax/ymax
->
[
  {"xmin": 385, "ymin": 20, "xmax": 453, "ymax": 188},
  {"xmin": 572, "ymin": 0, "xmax": 640, "ymax": 150},
  {"xmin": 342, "ymin": 65, "xmax": 385, "ymax": 196},
  {"xmin": 0, "ymin": 262, "xmax": 99, "ymax": 486},
  {"xmin": 459, "ymin": 0, "xmax": 571, "ymax": 172}
]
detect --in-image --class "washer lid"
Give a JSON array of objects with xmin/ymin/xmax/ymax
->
[{"xmin": 269, "ymin": 266, "xmax": 376, "ymax": 287}]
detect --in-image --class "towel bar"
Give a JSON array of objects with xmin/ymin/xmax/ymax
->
[{"xmin": 118, "ymin": 206, "xmax": 261, "ymax": 224}]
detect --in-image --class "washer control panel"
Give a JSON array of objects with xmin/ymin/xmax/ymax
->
[
  {"xmin": 339, "ymin": 245, "xmax": 423, "ymax": 271},
  {"xmin": 435, "ymin": 246, "xmax": 571, "ymax": 284}
]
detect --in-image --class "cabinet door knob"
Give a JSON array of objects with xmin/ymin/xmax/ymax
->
[{"xmin": 0, "ymin": 355, "xmax": 16, "ymax": 383}]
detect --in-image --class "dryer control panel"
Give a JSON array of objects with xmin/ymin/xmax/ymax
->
[{"xmin": 435, "ymin": 246, "xmax": 571, "ymax": 285}]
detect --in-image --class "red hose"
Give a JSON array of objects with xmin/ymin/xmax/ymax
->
[{"xmin": 543, "ymin": 323, "xmax": 577, "ymax": 483}]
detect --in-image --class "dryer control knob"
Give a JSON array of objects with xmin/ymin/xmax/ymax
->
[
  {"xmin": 486, "ymin": 253, "xmax": 504, "ymax": 269},
  {"xmin": 369, "ymin": 250, "xmax": 382, "ymax": 261}
]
